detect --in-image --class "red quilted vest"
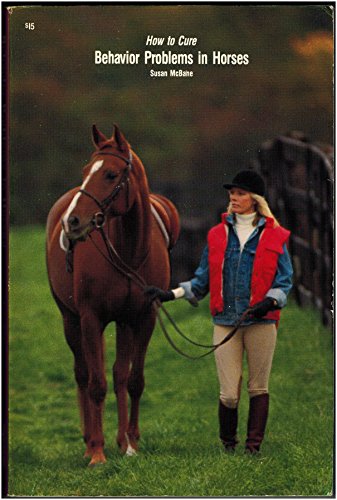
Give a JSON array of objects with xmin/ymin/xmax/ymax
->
[{"xmin": 207, "ymin": 213, "xmax": 290, "ymax": 320}]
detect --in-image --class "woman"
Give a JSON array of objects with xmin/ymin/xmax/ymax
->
[{"xmin": 146, "ymin": 170, "xmax": 293, "ymax": 454}]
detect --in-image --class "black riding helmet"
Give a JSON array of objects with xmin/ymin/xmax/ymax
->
[{"xmin": 223, "ymin": 170, "xmax": 265, "ymax": 197}]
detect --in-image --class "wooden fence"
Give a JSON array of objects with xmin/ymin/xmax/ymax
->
[{"xmin": 257, "ymin": 135, "xmax": 333, "ymax": 327}]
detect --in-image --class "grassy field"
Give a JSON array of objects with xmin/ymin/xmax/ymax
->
[{"xmin": 8, "ymin": 226, "xmax": 334, "ymax": 497}]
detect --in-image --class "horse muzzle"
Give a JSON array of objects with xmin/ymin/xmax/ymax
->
[
  {"xmin": 62, "ymin": 217, "xmax": 92, "ymax": 242},
  {"xmin": 62, "ymin": 212, "xmax": 106, "ymax": 241}
]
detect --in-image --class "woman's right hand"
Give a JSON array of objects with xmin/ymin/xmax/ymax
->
[{"xmin": 144, "ymin": 286, "xmax": 175, "ymax": 303}]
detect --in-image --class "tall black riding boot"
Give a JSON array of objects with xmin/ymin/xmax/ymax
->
[
  {"xmin": 245, "ymin": 393, "xmax": 269, "ymax": 454},
  {"xmin": 218, "ymin": 400, "xmax": 238, "ymax": 451}
]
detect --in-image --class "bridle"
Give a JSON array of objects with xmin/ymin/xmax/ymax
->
[
  {"xmin": 64, "ymin": 149, "xmax": 132, "ymax": 272},
  {"xmin": 79, "ymin": 150, "xmax": 133, "ymax": 228}
]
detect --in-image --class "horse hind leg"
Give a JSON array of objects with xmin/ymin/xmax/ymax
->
[
  {"xmin": 62, "ymin": 310, "xmax": 93, "ymax": 460},
  {"xmin": 127, "ymin": 314, "xmax": 156, "ymax": 453}
]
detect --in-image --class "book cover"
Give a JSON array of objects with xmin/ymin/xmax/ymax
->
[{"xmin": 5, "ymin": 3, "xmax": 334, "ymax": 497}]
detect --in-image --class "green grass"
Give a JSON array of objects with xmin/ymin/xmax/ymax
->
[{"xmin": 8, "ymin": 226, "xmax": 334, "ymax": 496}]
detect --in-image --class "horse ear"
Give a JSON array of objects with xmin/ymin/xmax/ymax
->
[
  {"xmin": 113, "ymin": 124, "xmax": 129, "ymax": 152},
  {"xmin": 92, "ymin": 124, "xmax": 108, "ymax": 149}
]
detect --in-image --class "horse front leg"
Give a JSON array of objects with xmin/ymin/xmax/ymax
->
[
  {"xmin": 61, "ymin": 308, "xmax": 94, "ymax": 461},
  {"xmin": 127, "ymin": 313, "xmax": 156, "ymax": 452},
  {"xmin": 113, "ymin": 323, "xmax": 134, "ymax": 454},
  {"xmin": 81, "ymin": 311, "xmax": 107, "ymax": 466}
]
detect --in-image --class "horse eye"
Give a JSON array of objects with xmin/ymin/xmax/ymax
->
[{"xmin": 105, "ymin": 171, "xmax": 117, "ymax": 181}]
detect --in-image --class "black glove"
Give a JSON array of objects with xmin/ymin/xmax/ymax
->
[
  {"xmin": 187, "ymin": 296, "xmax": 199, "ymax": 307},
  {"xmin": 248, "ymin": 297, "xmax": 278, "ymax": 318},
  {"xmin": 144, "ymin": 286, "xmax": 175, "ymax": 304}
]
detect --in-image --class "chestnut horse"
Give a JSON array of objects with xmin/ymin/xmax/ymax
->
[{"xmin": 46, "ymin": 125, "xmax": 180, "ymax": 466}]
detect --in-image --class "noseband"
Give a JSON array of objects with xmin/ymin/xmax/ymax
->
[{"xmin": 79, "ymin": 150, "xmax": 133, "ymax": 227}]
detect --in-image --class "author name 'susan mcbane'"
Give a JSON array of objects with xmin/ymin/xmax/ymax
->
[{"xmin": 149, "ymin": 69, "xmax": 194, "ymax": 78}]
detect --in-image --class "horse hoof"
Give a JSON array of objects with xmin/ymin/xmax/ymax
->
[
  {"xmin": 125, "ymin": 444, "xmax": 137, "ymax": 457},
  {"xmin": 88, "ymin": 452, "xmax": 107, "ymax": 467},
  {"xmin": 117, "ymin": 441, "xmax": 137, "ymax": 456}
]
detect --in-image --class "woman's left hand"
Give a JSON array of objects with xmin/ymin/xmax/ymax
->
[{"xmin": 249, "ymin": 298, "xmax": 278, "ymax": 318}]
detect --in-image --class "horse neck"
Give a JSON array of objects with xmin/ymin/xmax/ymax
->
[
  {"xmin": 122, "ymin": 191, "xmax": 152, "ymax": 265},
  {"xmin": 111, "ymin": 165, "xmax": 152, "ymax": 267}
]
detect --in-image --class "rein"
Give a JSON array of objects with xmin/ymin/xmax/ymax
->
[{"xmin": 92, "ymin": 226, "xmax": 251, "ymax": 360}]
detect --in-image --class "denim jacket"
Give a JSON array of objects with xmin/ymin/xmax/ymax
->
[{"xmin": 180, "ymin": 215, "xmax": 293, "ymax": 326}]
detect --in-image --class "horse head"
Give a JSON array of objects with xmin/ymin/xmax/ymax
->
[{"xmin": 62, "ymin": 124, "xmax": 138, "ymax": 241}]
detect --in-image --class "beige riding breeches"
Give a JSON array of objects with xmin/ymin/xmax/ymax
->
[{"xmin": 213, "ymin": 323, "xmax": 277, "ymax": 409}]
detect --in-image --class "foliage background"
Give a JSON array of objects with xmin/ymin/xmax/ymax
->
[{"xmin": 9, "ymin": 4, "xmax": 333, "ymax": 224}]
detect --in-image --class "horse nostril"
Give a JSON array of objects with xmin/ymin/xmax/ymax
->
[{"xmin": 68, "ymin": 215, "xmax": 80, "ymax": 229}]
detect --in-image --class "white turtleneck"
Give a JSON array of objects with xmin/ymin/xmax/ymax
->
[{"xmin": 235, "ymin": 212, "xmax": 257, "ymax": 251}]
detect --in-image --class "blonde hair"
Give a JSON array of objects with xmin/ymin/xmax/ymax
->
[{"xmin": 227, "ymin": 193, "xmax": 280, "ymax": 227}]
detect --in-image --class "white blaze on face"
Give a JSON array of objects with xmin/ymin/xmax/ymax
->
[{"xmin": 63, "ymin": 160, "xmax": 104, "ymax": 232}]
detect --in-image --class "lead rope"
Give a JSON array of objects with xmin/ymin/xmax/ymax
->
[
  {"xmin": 87, "ymin": 226, "xmax": 252, "ymax": 360},
  {"xmin": 155, "ymin": 304, "xmax": 251, "ymax": 360}
]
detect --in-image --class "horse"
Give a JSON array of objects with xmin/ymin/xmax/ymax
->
[{"xmin": 46, "ymin": 124, "xmax": 180, "ymax": 466}]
